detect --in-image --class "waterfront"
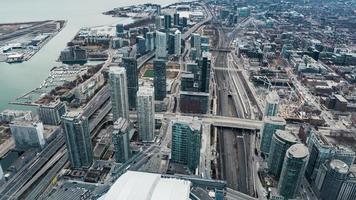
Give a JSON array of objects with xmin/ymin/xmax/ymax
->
[{"xmin": 0, "ymin": 0, "xmax": 176, "ymax": 111}]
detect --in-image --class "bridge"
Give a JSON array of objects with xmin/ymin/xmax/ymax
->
[{"xmin": 151, "ymin": 113, "xmax": 263, "ymax": 131}]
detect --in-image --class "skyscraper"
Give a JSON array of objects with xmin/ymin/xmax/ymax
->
[
  {"xmin": 164, "ymin": 14, "xmax": 172, "ymax": 30},
  {"xmin": 305, "ymin": 130, "xmax": 334, "ymax": 183},
  {"xmin": 172, "ymin": 117, "xmax": 202, "ymax": 172},
  {"xmin": 155, "ymin": 31, "xmax": 167, "ymax": 58},
  {"xmin": 174, "ymin": 30, "xmax": 181, "ymax": 56},
  {"xmin": 112, "ymin": 118, "xmax": 133, "ymax": 163},
  {"xmin": 171, "ymin": 116, "xmax": 202, "ymax": 172},
  {"xmin": 146, "ymin": 32, "xmax": 155, "ymax": 52},
  {"xmin": 198, "ymin": 52, "xmax": 211, "ymax": 92},
  {"xmin": 62, "ymin": 111, "xmax": 93, "ymax": 169},
  {"xmin": 173, "ymin": 13, "xmax": 180, "ymax": 26},
  {"xmin": 260, "ymin": 116, "xmax": 286, "ymax": 156},
  {"xmin": 137, "ymin": 87, "xmax": 155, "ymax": 141},
  {"xmin": 122, "ymin": 57, "xmax": 138, "ymax": 110},
  {"xmin": 278, "ymin": 144, "xmax": 309, "ymax": 199},
  {"xmin": 37, "ymin": 101, "xmax": 66, "ymax": 125},
  {"xmin": 136, "ymin": 36, "xmax": 146, "ymax": 56},
  {"xmin": 153, "ymin": 59, "xmax": 167, "ymax": 101},
  {"xmin": 116, "ymin": 24, "xmax": 125, "ymax": 36},
  {"xmin": 268, "ymin": 130, "xmax": 298, "ymax": 178},
  {"xmin": 333, "ymin": 146, "xmax": 356, "ymax": 167},
  {"xmin": 109, "ymin": 67, "xmax": 129, "ymax": 121},
  {"xmin": 9, "ymin": 120, "xmax": 46, "ymax": 150},
  {"xmin": 190, "ymin": 33, "xmax": 201, "ymax": 58},
  {"xmin": 319, "ymin": 159, "xmax": 349, "ymax": 200},
  {"xmin": 264, "ymin": 90, "xmax": 280, "ymax": 117},
  {"xmin": 337, "ymin": 172, "xmax": 356, "ymax": 200}
]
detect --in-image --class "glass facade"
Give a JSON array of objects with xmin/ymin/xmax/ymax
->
[
  {"xmin": 278, "ymin": 144, "xmax": 309, "ymax": 199},
  {"xmin": 260, "ymin": 116, "xmax": 286, "ymax": 155}
]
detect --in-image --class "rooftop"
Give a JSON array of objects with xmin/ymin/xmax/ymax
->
[
  {"xmin": 102, "ymin": 171, "xmax": 191, "ymax": 200},
  {"xmin": 330, "ymin": 159, "xmax": 349, "ymax": 174},
  {"xmin": 275, "ymin": 130, "xmax": 298, "ymax": 143},
  {"xmin": 287, "ymin": 144, "xmax": 309, "ymax": 159}
]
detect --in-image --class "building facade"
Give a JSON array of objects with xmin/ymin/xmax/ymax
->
[
  {"xmin": 9, "ymin": 120, "xmax": 46, "ymax": 150},
  {"xmin": 37, "ymin": 101, "xmax": 66, "ymax": 125},
  {"xmin": 268, "ymin": 130, "xmax": 298, "ymax": 178},
  {"xmin": 260, "ymin": 116, "xmax": 286, "ymax": 156},
  {"xmin": 174, "ymin": 30, "xmax": 181, "ymax": 56},
  {"xmin": 122, "ymin": 57, "xmax": 138, "ymax": 110},
  {"xmin": 171, "ymin": 117, "xmax": 202, "ymax": 172},
  {"xmin": 62, "ymin": 111, "xmax": 93, "ymax": 169},
  {"xmin": 137, "ymin": 87, "xmax": 155, "ymax": 141},
  {"xmin": 155, "ymin": 31, "xmax": 167, "ymax": 59},
  {"xmin": 153, "ymin": 59, "xmax": 167, "ymax": 101},
  {"xmin": 278, "ymin": 144, "xmax": 309, "ymax": 199},
  {"xmin": 112, "ymin": 118, "xmax": 132, "ymax": 163},
  {"xmin": 264, "ymin": 90, "xmax": 279, "ymax": 117},
  {"xmin": 109, "ymin": 67, "xmax": 130, "ymax": 121}
]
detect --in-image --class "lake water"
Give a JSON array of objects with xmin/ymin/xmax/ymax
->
[{"xmin": 0, "ymin": 0, "xmax": 176, "ymax": 111}]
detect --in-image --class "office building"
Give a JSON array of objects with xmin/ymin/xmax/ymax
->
[
  {"xmin": 9, "ymin": 120, "xmax": 46, "ymax": 150},
  {"xmin": 164, "ymin": 14, "xmax": 172, "ymax": 30},
  {"xmin": 167, "ymin": 33, "xmax": 175, "ymax": 55},
  {"xmin": 103, "ymin": 171, "xmax": 192, "ymax": 200},
  {"xmin": 122, "ymin": 57, "xmax": 138, "ymax": 110},
  {"xmin": 260, "ymin": 116, "xmax": 286, "ymax": 156},
  {"xmin": 319, "ymin": 159, "xmax": 349, "ymax": 200},
  {"xmin": 173, "ymin": 13, "xmax": 180, "ymax": 26},
  {"xmin": 182, "ymin": 17, "xmax": 188, "ymax": 27},
  {"xmin": 190, "ymin": 33, "xmax": 201, "ymax": 58},
  {"xmin": 198, "ymin": 52, "xmax": 212, "ymax": 92},
  {"xmin": 137, "ymin": 87, "xmax": 155, "ymax": 141},
  {"xmin": 337, "ymin": 172, "xmax": 356, "ymax": 200},
  {"xmin": 155, "ymin": 16, "xmax": 164, "ymax": 30},
  {"xmin": 136, "ymin": 36, "xmax": 146, "ymax": 55},
  {"xmin": 181, "ymin": 72, "xmax": 198, "ymax": 92},
  {"xmin": 59, "ymin": 46, "xmax": 87, "ymax": 64},
  {"xmin": 37, "ymin": 101, "xmax": 66, "ymax": 125},
  {"xmin": 179, "ymin": 91, "xmax": 209, "ymax": 114},
  {"xmin": 153, "ymin": 59, "xmax": 167, "ymax": 101},
  {"xmin": 333, "ymin": 146, "xmax": 355, "ymax": 167},
  {"xmin": 109, "ymin": 67, "xmax": 129, "ymax": 121},
  {"xmin": 278, "ymin": 144, "xmax": 309, "ymax": 199},
  {"xmin": 112, "ymin": 118, "xmax": 133, "ymax": 163},
  {"xmin": 155, "ymin": 31, "xmax": 167, "ymax": 58},
  {"xmin": 116, "ymin": 24, "xmax": 125, "ymax": 36},
  {"xmin": 174, "ymin": 30, "xmax": 181, "ymax": 56},
  {"xmin": 146, "ymin": 32, "xmax": 155, "ymax": 52},
  {"xmin": 264, "ymin": 90, "xmax": 280, "ymax": 117},
  {"xmin": 268, "ymin": 130, "xmax": 298, "ymax": 178},
  {"xmin": 62, "ymin": 111, "xmax": 93, "ymax": 169},
  {"xmin": 171, "ymin": 117, "xmax": 202, "ymax": 172},
  {"xmin": 305, "ymin": 130, "xmax": 334, "ymax": 183}
]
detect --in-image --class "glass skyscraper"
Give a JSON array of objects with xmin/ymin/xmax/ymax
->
[
  {"xmin": 264, "ymin": 90, "xmax": 279, "ymax": 117},
  {"xmin": 171, "ymin": 117, "xmax": 202, "ymax": 172},
  {"xmin": 153, "ymin": 59, "xmax": 167, "ymax": 101},
  {"xmin": 122, "ymin": 57, "xmax": 138, "ymax": 110},
  {"xmin": 278, "ymin": 144, "xmax": 309, "ymax": 199},
  {"xmin": 268, "ymin": 130, "xmax": 298, "ymax": 178},
  {"xmin": 260, "ymin": 116, "xmax": 286, "ymax": 156},
  {"xmin": 109, "ymin": 67, "xmax": 130, "ymax": 121}
]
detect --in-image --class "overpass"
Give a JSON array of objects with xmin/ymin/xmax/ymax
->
[
  {"xmin": 149, "ymin": 113, "xmax": 263, "ymax": 131},
  {"xmin": 226, "ymin": 188, "xmax": 258, "ymax": 200}
]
